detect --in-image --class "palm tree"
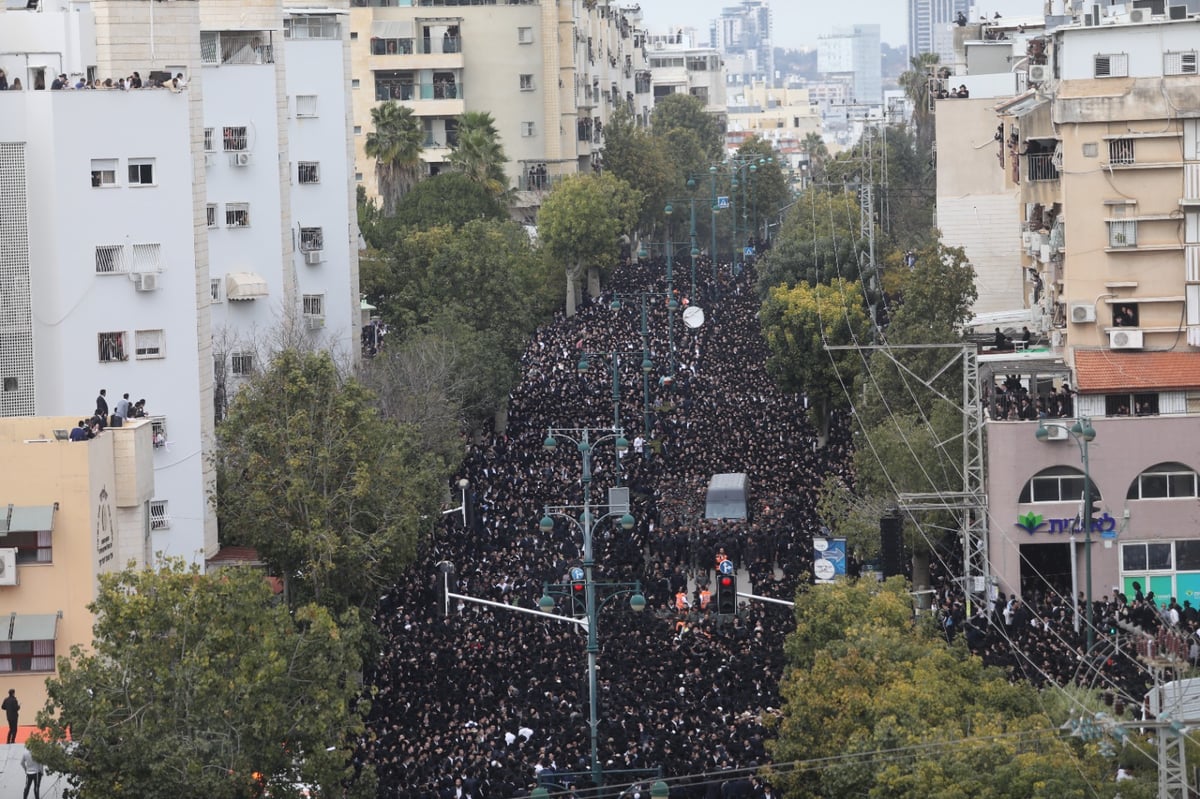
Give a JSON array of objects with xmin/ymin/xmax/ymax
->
[
  {"xmin": 364, "ymin": 101, "xmax": 424, "ymax": 215},
  {"xmin": 898, "ymin": 53, "xmax": 941, "ymax": 156},
  {"xmin": 448, "ymin": 111, "xmax": 508, "ymax": 196},
  {"xmin": 801, "ymin": 131, "xmax": 831, "ymax": 186}
]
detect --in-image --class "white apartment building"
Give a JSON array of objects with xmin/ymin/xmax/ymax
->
[
  {"xmin": 816, "ymin": 24, "xmax": 882, "ymax": 106},
  {"xmin": 644, "ymin": 29, "xmax": 726, "ymax": 121},
  {"xmin": 0, "ymin": 0, "xmax": 361, "ymax": 565},
  {"xmin": 350, "ymin": 0, "xmax": 652, "ymax": 211}
]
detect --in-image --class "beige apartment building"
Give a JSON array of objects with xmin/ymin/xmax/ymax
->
[
  {"xmin": 349, "ymin": 0, "xmax": 652, "ymax": 215},
  {"xmin": 981, "ymin": 9, "xmax": 1200, "ymax": 602},
  {"xmin": 0, "ymin": 418, "xmax": 156, "ymax": 714}
]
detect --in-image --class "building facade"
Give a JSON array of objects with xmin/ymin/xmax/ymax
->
[
  {"xmin": 644, "ymin": 29, "xmax": 726, "ymax": 121},
  {"xmin": 907, "ymin": 0, "xmax": 968, "ymax": 62},
  {"xmin": 711, "ymin": 0, "xmax": 773, "ymax": 88},
  {"xmin": 816, "ymin": 24, "xmax": 882, "ymax": 106},
  {"xmin": 983, "ymin": 8, "xmax": 1200, "ymax": 604}
]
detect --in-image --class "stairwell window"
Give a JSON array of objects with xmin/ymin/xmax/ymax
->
[
  {"xmin": 1094, "ymin": 52, "xmax": 1129, "ymax": 78},
  {"xmin": 298, "ymin": 162, "xmax": 320, "ymax": 184},
  {"xmin": 226, "ymin": 202, "xmax": 250, "ymax": 228}
]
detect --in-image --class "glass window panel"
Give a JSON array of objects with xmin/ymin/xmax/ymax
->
[
  {"xmin": 1148, "ymin": 543, "xmax": 1173, "ymax": 570},
  {"xmin": 1141, "ymin": 474, "xmax": 1169, "ymax": 499},
  {"xmin": 1123, "ymin": 543, "xmax": 1147, "ymax": 571},
  {"xmin": 1169, "ymin": 473, "xmax": 1197, "ymax": 498},
  {"xmin": 1031, "ymin": 478, "xmax": 1059, "ymax": 502},
  {"xmin": 1175, "ymin": 541, "xmax": 1200, "ymax": 571},
  {"xmin": 1060, "ymin": 476, "xmax": 1085, "ymax": 501}
]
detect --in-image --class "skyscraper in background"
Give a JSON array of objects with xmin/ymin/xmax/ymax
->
[
  {"xmin": 817, "ymin": 24, "xmax": 882, "ymax": 105},
  {"xmin": 908, "ymin": 0, "xmax": 969, "ymax": 59},
  {"xmin": 712, "ymin": 0, "xmax": 774, "ymax": 87}
]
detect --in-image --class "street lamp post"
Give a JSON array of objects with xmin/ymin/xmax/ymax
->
[
  {"xmin": 540, "ymin": 427, "xmax": 645, "ymax": 788},
  {"xmin": 440, "ymin": 478, "xmax": 470, "ymax": 524},
  {"xmin": 610, "ymin": 291, "xmax": 677, "ymax": 439},
  {"xmin": 709, "ymin": 166, "xmax": 719, "ymax": 299},
  {"xmin": 1035, "ymin": 416, "xmax": 1098, "ymax": 651}
]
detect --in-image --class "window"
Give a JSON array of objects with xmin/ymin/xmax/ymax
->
[
  {"xmin": 284, "ymin": 15, "xmax": 339, "ymax": 39},
  {"xmin": 135, "ymin": 329, "xmax": 164, "ymax": 359},
  {"xmin": 521, "ymin": 121, "xmax": 535, "ymax": 137},
  {"xmin": 207, "ymin": 203, "xmax": 218, "ymax": 228},
  {"xmin": 130, "ymin": 243, "xmax": 161, "ymax": 272},
  {"xmin": 1127, "ymin": 462, "xmax": 1199, "ymax": 499},
  {"xmin": 303, "ymin": 293, "xmax": 325, "ymax": 317},
  {"xmin": 95, "ymin": 245, "xmax": 126, "ymax": 275},
  {"xmin": 1165, "ymin": 51, "xmax": 1198, "ymax": 76},
  {"xmin": 1109, "ymin": 138, "xmax": 1135, "ymax": 165},
  {"xmin": 204, "ymin": 128, "xmax": 215, "ymax": 152},
  {"xmin": 1094, "ymin": 52, "xmax": 1129, "ymax": 78},
  {"xmin": 518, "ymin": 27, "xmax": 533, "ymax": 44},
  {"xmin": 1082, "ymin": 142, "xmax": 1099, "ymax": 158},
  {"xmin": 98, "ymin": 331, "xmax": 127, "ymax": 363},
  {"xmin": 210, "ymin": 278, "xmax": 223, "ymax": 303},
  {"xmin": 232, "ymin": 352, "xmax": 255, "ymax": 377},
  {"xmin": 355, "ymin": 172, "xmax": 363, "ymax": 182},
  {"xmin": 520, "ymin": 74, "xmax": 534, "ymax": 91},
  {"xmin": 350, "ymin": 31, "xmax": 358, "ymax": 40},
  {"xmin": 127, "ymin": 158, "xmax": 156, "ymax": 186},
  {"xmin": 1122, "ymin": 542, "xmax": 1173, "ymax": 572},
  {"xmin": 1, "ymin": 507, "xmax": 55, "ymax": 564},
  {"xmin": 2, "ymin": 378, "xmax": 16, "ymax": 392},
  {"xmin": 1177, "ymin": 540, "xmax": 1200, "ymax": 570},
  {"xmin": 299, "ymin": 227, "xmax": 324, "ymax": 251},
  {"xmin": 298, "ymin": 161, "xmax": 320, "ymax": 184},
  {"xmin": 1105, "ymin": 392, "xmax": 1158, "ymax": 417},
  {"xmin": 296, "ymin": 94, "xmax": 318, "ymax": 118},
  {"xmin": 0, "ymin": 639, "xmax": 56, "ymax": 673},
  {"xmin": 90, "ymin": 158, "xmax": 117, "ymax": 187},
  {"xmin": 150, "ymin": 417, "xmax": 167, "ymax": 449},
  {"xmin": 353, "ymin": 125, "xmax": 362, "ymax": 135},
  {"xmin": 1018, "ymin": 466, "xmax": 1101, "ymax": 503},
  {"xmin": 149, "ymin": 499, "xmax": 170, "ymax": 529},
  {"xmin": 223, "ymin": 126, "xmax": 249, "ymax": 151},
  {"xmin": 352, "ymin": 79, "xmax": 360, "ymax": 89},
  {"xmin": 226, "ymin": 202, "xmax": 250, "ymax": 228},
  {"xmin": 201, "ymin": 31, "xmax": 219, "ymax": 64},
  {"xmin": 1108, "ymin": 219, "xmax": 1137, "ymax": 248}
]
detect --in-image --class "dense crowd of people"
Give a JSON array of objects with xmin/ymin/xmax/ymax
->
[
  {"xmin": 364, "ymin": 256, "xmax": 852, "ymax": 799},
  {"xmin": 361, "ymin": 254, "xmax": 1168, "ymax": 799}
]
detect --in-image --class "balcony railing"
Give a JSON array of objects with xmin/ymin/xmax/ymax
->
[
  {"xmin": 375, "ymin": 80, "xmax": 462, "ymax": 102},
  {"xmin": 1026, "ymin": 153, "xmax": 1059, "ymax": 182}
]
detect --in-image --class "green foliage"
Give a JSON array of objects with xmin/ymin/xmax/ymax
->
[
  {"xmin": 393, "ymin": 172, "xmax": 508, "ymax": 233},
  {"xmin": 29, "ymin": 561, "xmax": 373, "ymax": 799},
  {"xmin": 215, "ymin": 349, "xmax": 446, "ymax": 616},
  {"xmin": 600, "ymin": 107, "xmax": 678, "ymax": 232},
  {"xmin": 755, "ymin": 189, "xmax": 870, "ymax": 295},
  {"xmin": 734, "ymin": 137, "xmax": 792, "ymax": 241},
  {"xmin": 899, "ymin": 53, "xmax": 941, "ymax": 156},
  {"xmin": 362, "ymin": 219, "xmax": 558, "ymax": 427},
  {"xmin": 770, "ymin": 579, "xmax": 1130, "ymax": 799},
  {"xmin": 760, "ymin": 278, "xmax": 870, "ymax": 427},
  {"xmin": 538, "ymin": 172, "xmax": 641, "ymax": 281},
  {"xmin": 364, "ymin": 101, "xmax": 424, "ymax": 215},
  {"xmin": 650, "ymin": 93, "xmax": 724, "ymax": 163},
  {"xmin": 448, "ymin": 111, "xmax": 509, "ymax": 195}
]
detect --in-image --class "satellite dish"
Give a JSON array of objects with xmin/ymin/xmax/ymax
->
[{"xmin": 682, "ymin": 306, "xmax": 705, "ymax": 328}]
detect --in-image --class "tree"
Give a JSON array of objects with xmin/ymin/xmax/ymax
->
[
  {"xmin": 650, "ymin": 93, "xmax": 724, "ymax": 163},
  {"xmin": 755, "ymin": 189, "xmax": 871, "ymax": 296},
  {"xmin": 899, "ymin": 52, "xmax": 941, "ymax": 158},
  {"xmin": 599, "ymin": 107, "xmax": 678, "ymax": 237},
  {"xmin": 364, "ymin": 101, "xmax": 424, "ymax": 216},
  {"xmin": 734, "ymin": 136, "xmax": 792, "ymax": 246},
  {"xmin": 449, "ymin": 111, "xmax": 509, "ymax": 196},
  {"xmin": 392, "ymin": 172, "xmax": 509, "ymax": 232},
  {"xmin": 215, "ymin": 349, "xmax": 446, "ymax": 616},
  {"xmin": 802, "ymin": 131, "xmax": 831, "ymax": 186},
  {"xmin": 770, "ymin": 579, "xmax": 1134, "ymax": 799},
  {"xmin": 537, "ymin": 172, "xmax": 641, "ymax": 314},
  {"xmin": 28, "ymin": 561, "xmax": 373, "ymax": 799},
  {"xmin": 760, "ymin": 278, "xmax": 870, "ymax": 438}
]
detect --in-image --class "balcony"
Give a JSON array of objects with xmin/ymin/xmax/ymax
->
[
  {"xmin": 1026, "ymin": 153, "xmax": 1059, "ymax": 182},
  {"xmin": 375, "ymin": 77, "xmax": 464, "ymax": 104}
]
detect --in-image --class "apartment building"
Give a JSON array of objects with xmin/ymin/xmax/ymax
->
[
  {"xmin": 0, "ymin": 0, "xmax": 360, "ymax": 565},
  {"xmin": 907, "ymin": 0, "xmax": 968, "ymax": 63},
  {"xmin": 982, "ymin": 8, "xmax": 1200, "ymax": 602},
  {"xmin": 349, "ymin": 0, "xmax": 652, "ymax": 211},
  {"xmin": 711, "ymin": 0, "xmax": 773, "ymax": 88},
  {"xmin": 0, "ymin": 416, "xmax": 157, "ymax": 712},
  {"xmin": 644, "ymin": 28, "xmax": 727, "ymax": 122},
  {"xmin": 816, "ymin": 24, "xmax": 882, "ymax": 106}
]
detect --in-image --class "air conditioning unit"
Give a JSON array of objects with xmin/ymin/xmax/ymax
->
[
  {"xmin": 134, "ymin": 272, "xmax": 159, "ymax": 292},
  {"xmin": 1129, "ymin": 8, "xmax": 1147, "ymax": 22},
  {"xmin": 232, "ymin": 152, "xmax": 253, "ymax": 167},
  {"xmin": 305, "ymin": 316, "xmax": 325, "ymax": 330},
  {"xmin": 0, "ymin": 548, "xmax": 17, "ymax": 586},
  {"xmin": 1028, "ymin": 64, "xmax": 1050, "ymax": 83},
  {"xmin": 1043, "ymin": 425, "xmax": 1069, "ymax": 441},
  {"xmin": 303, "ymin": 250, "xmax": 323, "ymax": 266},
  {"xmin": 1070, "ymin": 303, "xmax": 1096, "ymax": 323},
  {"xmin": 204, "ymin": 152, "xmax": 216, "ymax": 167},
  {"xmin": 1021, "ymin": 231, "xmax": 1036, "ymax": 248},
  {"xmin": 1109, "ymin": 328, "xmax": 1144, "ymax": 349}
]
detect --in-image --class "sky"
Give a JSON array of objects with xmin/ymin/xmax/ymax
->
[{"xmin": 636, "ymin": 0, "xmax": 1046, "ymax": 50}]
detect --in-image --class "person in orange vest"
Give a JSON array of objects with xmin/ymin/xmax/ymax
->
[
  {"xmin": 698, "ymin": 585, "xmax": 712, "ymax": 610},
  {"xmin": 674, "ymin": 589, "xmax": 690, "ymax": 612}
]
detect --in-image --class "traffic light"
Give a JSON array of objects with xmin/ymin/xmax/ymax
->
[
  {"xmin": 570, "ymin": 580, "xmax": 586, "ymax": 617},
  {"xmin": 716, "ymin": 573, "xmax": 737, "ymax": 614}
]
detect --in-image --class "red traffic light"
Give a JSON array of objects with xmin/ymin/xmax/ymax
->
[
  {"xmin": 572, "ymin": 583, "xmax": 584, "ymax": 591},
  {"xmin": 720, "ymin": 576, "xmax": 733, "ymax": 587}
]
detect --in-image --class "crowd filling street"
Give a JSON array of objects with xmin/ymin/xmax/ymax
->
[{"xmin": 362, "ymin": 256, "xmax": 1165, "ymax": 799}]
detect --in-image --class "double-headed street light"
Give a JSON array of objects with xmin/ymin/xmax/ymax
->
[
  {"xmin": 540, "ymin": 427, "xmax": 646, "ymax": 788},
  {"xmin": 1035, "ymin": 416, "xmax": 1098, "ymax": 651},
  {"xmin": 609, "ymin": 291, "xmax": 678, "ymax": 440}
]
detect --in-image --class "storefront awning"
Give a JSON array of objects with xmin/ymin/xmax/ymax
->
[
  {"xmin": 371, "ymin": 20, "xmax": 414, "ymax": 39},
  {"xmin": 226, "ymin": 272, "xmax": 269, "ymax": 301},
  {"xmin": 0, "ymin": 504, "xmax": 56, "ymax": 534},
  {"xmin": 1075, "ymin": 350, "xmax": 1200, "ymax": 393},
  {"xmin": 4, "ymin": 613, "xmax": 59, "ymax": 642}
]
